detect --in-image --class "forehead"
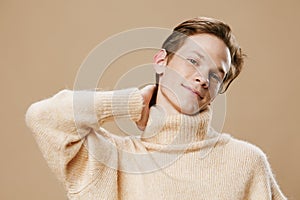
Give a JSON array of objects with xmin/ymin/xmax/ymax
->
[{"xmin": 177, "ymin": 33, "xmax": 231, "ymax": 73}]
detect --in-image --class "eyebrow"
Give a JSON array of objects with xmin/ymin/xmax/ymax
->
[
  {"xmin": 191, "ymin": 50, "xmax": 205, "ymax": 60},
  {"xmin": 190, "ymin": 50, "xmax": 226, "ymax": 76},
  {"xmin": 217, "ymin": 66, "xmax": 226, "ymax": 77}
]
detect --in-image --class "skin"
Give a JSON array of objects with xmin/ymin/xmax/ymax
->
[{"xmin": 136, "ymin": 33, "xmax": 231, "ymax": 130}]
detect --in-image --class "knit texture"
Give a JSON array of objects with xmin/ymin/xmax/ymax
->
[{"xmin": 25, "ymin": 88, "xmax": 287, "ymax": 200}]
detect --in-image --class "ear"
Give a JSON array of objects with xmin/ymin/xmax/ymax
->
[{"xmin": 153, "ymin": 49, "xmax": 167, "ymax": 74}]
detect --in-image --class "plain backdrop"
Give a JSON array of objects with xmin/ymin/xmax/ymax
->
[{"xmin": 1, "ymin": 0, "xmax": 299, "ymax": 199}]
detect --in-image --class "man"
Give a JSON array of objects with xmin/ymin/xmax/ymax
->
[{"xmin": 25, "ymin": 17, "xmax": 287, "ymax": 199}]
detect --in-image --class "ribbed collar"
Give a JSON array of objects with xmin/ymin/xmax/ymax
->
[{"xmin": 140, "ymin": 105, "xmax": 212, "ymax": 145}]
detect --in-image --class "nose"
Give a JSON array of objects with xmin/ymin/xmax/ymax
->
[{"xmin": 195, "ymin": 72, "xmax": 209, "ymax": 89}]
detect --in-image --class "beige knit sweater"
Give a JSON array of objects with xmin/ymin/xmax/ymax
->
[{"xmin": 25, "ymin": 88, "xmax": 287, "ymax": 200}]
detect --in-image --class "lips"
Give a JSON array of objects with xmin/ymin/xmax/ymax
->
[{"xmin": 181, "ymin": 84, "xmax": 204, "ymax": 99}]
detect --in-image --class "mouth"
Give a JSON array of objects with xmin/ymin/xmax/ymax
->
[{"xmin": 181, "ymin": 84, "xmax": 204, "ymax": 99}]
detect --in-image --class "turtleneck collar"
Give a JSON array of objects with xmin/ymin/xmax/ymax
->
[{"xmin": 140, "ymin": 105, "xmax": 213, "ymax": 145}]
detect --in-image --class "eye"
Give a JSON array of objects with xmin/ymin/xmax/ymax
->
[
  {"xmin": 187, "ymin": 58, "xmax": 199, "ymax": 66},
  {"xmin": 209, "ymin": 72, "xmax": 221, "ymax": 82}
]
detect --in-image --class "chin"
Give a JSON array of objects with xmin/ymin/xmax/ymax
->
[
  {"xmin": 178, "ymin": 103, "xmax": 200, "ymax": 115},
  {"xmin": 179, "ymin": 103, "xmax": 209, "ymax": 115},
  {"xmin": 168, "ymin": 95, "xmax": 210, "ymax": 115},
  {"xmin": 181, "ymin": 110, "xmax": 199, "ymax": 115}
]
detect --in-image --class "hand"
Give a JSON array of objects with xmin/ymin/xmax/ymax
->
[{"xmin": 136, "ymin": 84, "xmax": 157, "ymax": 131}]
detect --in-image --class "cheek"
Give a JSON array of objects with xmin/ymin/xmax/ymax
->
[
  {"xmin": 167, "ymin": 59, "xmax": 192, "ymax": 77},
  {"xmin": 160, "ymin": 78, "xmax": 181, "ymax": 100},
  {"xmin": 160, "ymin": 68, "xmax": 184, "ymax": 86},
  {"xmin": 207, "ymin": 86, "xmax": 219, "ymax": 100}
]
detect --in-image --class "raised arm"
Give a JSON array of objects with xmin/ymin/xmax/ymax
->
[
  {"xmin": 25, "ymin": 88, "xmax": 144, "ymax": 191},
  {"xmin": 26, "ymin": 88, "xmax": 144, "ymax": 134}
]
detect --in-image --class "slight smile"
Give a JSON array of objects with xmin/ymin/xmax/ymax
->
[{"xmin": 181, "ymin": 84, "xmax": 204, "ymax": 99}]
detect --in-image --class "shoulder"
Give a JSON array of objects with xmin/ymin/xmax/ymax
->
[{"xmin": 223, "ymin": 134, "xmax": 269, "ymax": 164}]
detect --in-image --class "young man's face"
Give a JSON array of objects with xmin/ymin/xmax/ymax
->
[{"xmin": 154, "ymin": 33, "xmax": 231, "ymax": 115}]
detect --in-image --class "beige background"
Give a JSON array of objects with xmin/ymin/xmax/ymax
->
[{"xmin": 1, "ymin": 0, "xmax": 299, "ymax": 199}]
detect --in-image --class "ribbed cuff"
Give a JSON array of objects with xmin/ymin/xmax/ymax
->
[{"xmin": 94, "ymin": 88, "xmax": 144, "ymax": 122}]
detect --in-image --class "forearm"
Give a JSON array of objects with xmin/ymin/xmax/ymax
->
[{"xmin": 25, "ymin": 87, "xmax": 144, "ymax": 136}]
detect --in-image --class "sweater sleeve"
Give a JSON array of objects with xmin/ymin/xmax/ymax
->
[
  {"xmin": 246, "ymin": 151, "xmax": 287, "ymax": 200},
  {"xmin": 25, "ymin": 88, "xmax": 144, "ymax": 191}
]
